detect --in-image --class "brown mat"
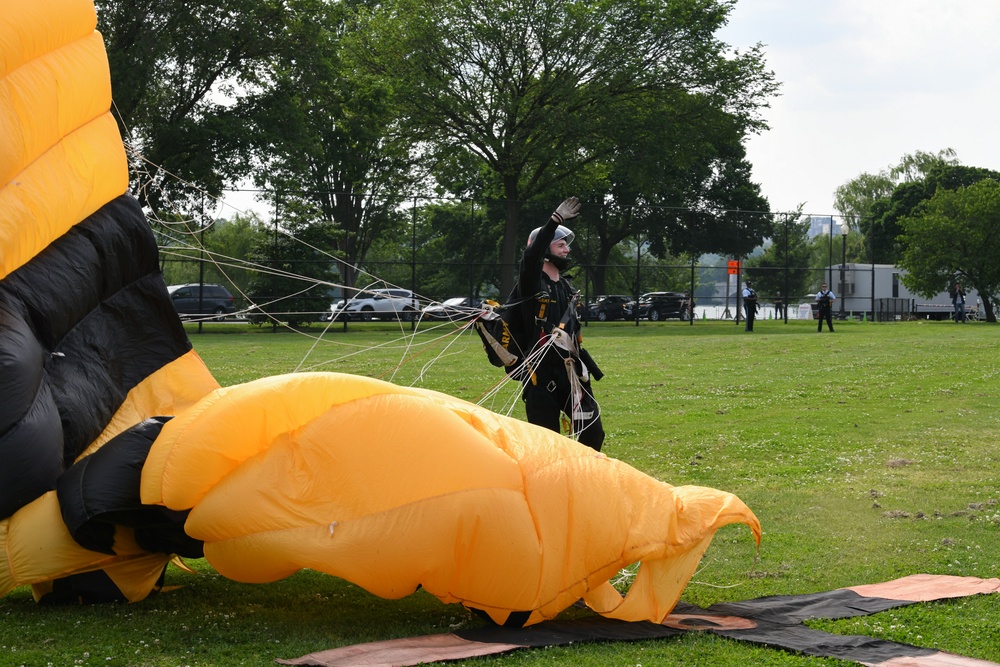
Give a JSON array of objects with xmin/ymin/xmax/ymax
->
[
  {"xmin": 278, "ymin": 634, "xmax": 521, "ymax": 666},
  {"xmin": 847, "ymin": 574, "xmax": 1000, "ymax": 603}
]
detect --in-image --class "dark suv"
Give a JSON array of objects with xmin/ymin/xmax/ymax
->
[
  {"xmin": 168, "ymin": 283, "xmax": 236, "ymax": 320},
  {"xmin": 587, "ymin": 295, "xmax": 630, "ymax": 321},
  {"xmin": 627, "ymin": 291, "xmax": 690, "ymax": 321}
]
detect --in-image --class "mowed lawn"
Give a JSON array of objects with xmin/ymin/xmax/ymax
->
[{"xmin": 3, "ymin": 318, "xmax": 999, "ymax": 666}]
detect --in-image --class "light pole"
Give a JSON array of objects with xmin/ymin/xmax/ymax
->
[
  {"xmin": 827, "ymin": 221, "xmax": 833, "ymax": 289},
  {"xmin": 839, "ymin": 221, "xmax": 849, "ymax": 317}
]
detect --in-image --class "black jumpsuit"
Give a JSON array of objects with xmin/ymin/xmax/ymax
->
[{"xmin": 510, "ymin": 216, "xmax": 605, "ymax": 451}]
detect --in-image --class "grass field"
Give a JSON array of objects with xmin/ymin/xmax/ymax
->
[{"xmin": 3, "ymin": 318, "xmax": 999, "ymax": 666}]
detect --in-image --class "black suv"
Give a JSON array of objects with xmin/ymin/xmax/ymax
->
[
  {"xmin": 587, "ymin": 295, "xmax": 630, "ymax": 321},
  {"xmin": 168, "ymin": 283, "xmax": 236, "ymax": 320},
  {"xmin": 627, "ymin": 292, "xmax": 690, "ymax": 321}
]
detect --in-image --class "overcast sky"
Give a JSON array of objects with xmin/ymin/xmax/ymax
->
[{"xmin": 717, "ymin": 0, "xmax": 1000, "ymax": 218}]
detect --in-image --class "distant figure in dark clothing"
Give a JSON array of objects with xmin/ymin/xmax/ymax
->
[
  {"xmin": 742, "ymin": 281, "xmax": 758, "ymax": 331},
  {"xmin": 815, "ymin": 282, "xmax": 835, "ymax": 332},
  {"xmin": 950, "ymin": 282, "xmax": 967, "ymax": 323},
  {"xmin": 774, "ymin": 291, "xmax": 785, "ymax": 320}
]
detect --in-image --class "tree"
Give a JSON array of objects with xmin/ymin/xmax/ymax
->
[
  {"xmin": 745, "ymin": 210, "xmax": 813, "ymax": 301},
  {"xmin": 833, "ymin": 149, "xmax": 959, "ymax": 263},
  {"xmin": 96, "ymin": 0, "xmax": 294, "ymax": 214},
  {"xmin": 347, "ymin": 0, "xmax": 777, "ymax": 295},
  {"xmin": 897, "ymin": 179, "xmax": 1000, "ymax": 323},
  {"xmin": 158, "ymin": 213, "xmax": 266, "ymax": 311},
  {"xmin": 867, "ymin": 163, "xmax": 1000, "ymax": 265},
  {"xmin": 250, "ymin": 0, "xmax": 417, "ymax": 292},
  {"xmin": 411, "ymin": 201, "xmax": 504, "ymax": 300},
  {"xmin": 573, "ymin": 94, "xmax": 772, "ymax": 294},
  {"xmin": 246, "ymin": 216, "xmax": 340, "ymax": 326}
]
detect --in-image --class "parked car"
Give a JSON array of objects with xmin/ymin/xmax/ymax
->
[
  {"xmin": 168, "ymin": 283, "xmax": 236, "ymax": 320},
  {"xmin": 626, "ymin": 291, "xmax": 690, "ymax": 321},
  {"xmin": 421, "ymin": 296, "xmax": 482, "ymax": 321},
  {"xmin": 587, "ymin": 295, "xmax": 631, "ymax": 321},
  {"xmin": 329, "ymin": 288, "xmax": 420, "ymax": 322}
]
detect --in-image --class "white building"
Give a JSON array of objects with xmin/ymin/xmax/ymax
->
[{"xmin": 825, "ymin": 263, "xmax": 980, "ymax": 320}]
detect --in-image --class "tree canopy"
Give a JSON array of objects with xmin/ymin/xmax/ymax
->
[
  {"xmin": 96, "ymin": 0, "xmax": 294, "ymax": 213},
  {"xmin": 898, "ymin": 178, "xmax": 1000, "ymax": 322},
  {"xmin": 347, "ymin": 0, "xmax": 777, "ymax": 294},
  {"xmin": 832, "ymin": 149, "xmax": 959, "ymax": 263},
  {"xmin": 246, "ymin": 0, "xmax": 417, "ymax": 291}
]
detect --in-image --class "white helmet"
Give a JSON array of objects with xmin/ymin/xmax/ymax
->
[{"xmin": 527, "ymin": 225, "xmax": 575, "ymax": 247}]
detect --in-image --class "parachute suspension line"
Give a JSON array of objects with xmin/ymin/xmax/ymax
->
[
  {"xmin": 474, "ymin": 332, "xmax": 555, "ymax": 416},
  {"xmin": 382, "ymin": 320, "xmax": 473, "ymax": 384},
  {"xmin": 117, "ymin": 136, "xmax": 508, "ymax": 388}
]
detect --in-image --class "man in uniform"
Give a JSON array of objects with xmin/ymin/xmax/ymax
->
[
  {"xmin": 509, "ymin": 197, "xmax": 605, "ymax": 451},
  {"xmin": 742, "ymin": 280, "xmax": 758, "ymax": 332},
  {"xmin": 816, "ymin": 282, "xmax": 836, "ymax": 332}
]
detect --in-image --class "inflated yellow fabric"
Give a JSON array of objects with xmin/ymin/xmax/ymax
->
[
  {"xmin": 1, "ymin": 0, "xmax": 761, "ymax": 625},
  {"xmin": 143, "ymin": 372, "xmax": 760, "ymax": 625},
  {"xmin": 0, "ymin": 0, "xmax": 127, "ymax": 279}
]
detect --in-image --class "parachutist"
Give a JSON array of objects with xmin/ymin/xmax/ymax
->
[{"xmin": 509, "ymin": 198, "xmax": 605, "ymax": 450}]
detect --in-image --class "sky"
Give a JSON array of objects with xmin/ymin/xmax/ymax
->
[{"xmin": 716, "ymin": 0, "xmax": 1000, "ymax": 218}]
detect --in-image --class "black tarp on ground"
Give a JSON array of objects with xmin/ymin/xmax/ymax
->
[{"xmin": 278, "ymin": 574, "xmax": 1000, "ymax": 667}]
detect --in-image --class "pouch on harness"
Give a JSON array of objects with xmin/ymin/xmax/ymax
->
[{"xmin": 475, "ymin": 299, "xmax": 529, "ymax": 377}]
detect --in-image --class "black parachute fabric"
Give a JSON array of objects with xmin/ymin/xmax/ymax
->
[
  {"xmin": 279, "ymin": 574, "xmax": 1000, "ymax": 667},
  {"xmin": 56, "ymin": 416, "xmax": 202, "ymax": 558},
  {"xmin": 0, "ymin": 195, "xmax": 191, "ymax": 519}
]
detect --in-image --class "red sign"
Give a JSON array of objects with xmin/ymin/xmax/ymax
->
[{"xmin": 727, "ymin": 260, "xmax": 740, "ymax": 275}]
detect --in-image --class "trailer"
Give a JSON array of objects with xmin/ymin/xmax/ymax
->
[{"xmin": 825, "ymin": 264, "xmax": 981, "ymax": 321}]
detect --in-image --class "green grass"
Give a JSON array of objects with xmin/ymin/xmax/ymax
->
[{"xmin": 3, "ymin": 318, "xmax": 999, "ymax": 666}]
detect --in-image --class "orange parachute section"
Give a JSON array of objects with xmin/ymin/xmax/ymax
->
[
  {"xmin": 141, "ymin": 373, "xmax": 760, "ymax": 625},
  {"xmin": 0, "ymin": 0, "xmax": 760, "ymax": 626}
]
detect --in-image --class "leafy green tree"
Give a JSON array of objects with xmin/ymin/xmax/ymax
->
[
  {"xmin": 833, "ymin": 149, "xmax": 958, "ymax": 262},
  {"xmin": 898, "ymin": 179, "xmax": 1000, "ymax": 322},
  {"xmin": 347, "ymin": 0, "xmax": 777, "ymax": 295},
  {"xmin": 246, "ymin": 217, "xmax": 340, "ymax": 326},
  {"xmin": 410, "ymin": 201, "xmax": 504, "ymax": 301},
  {"xmin": 96, "ymin": 0, "xmax": 294, "ymax": 213},
  {"xmin": 158, "ymin": 213, "xmax": 266, "ymax": 311},
  {"xmin": 250, "ymin": 0, "xmax": 416, "ymax": 292},
  {"xmin": 573, "ymin": 95, "xmax": 772, "ymax": 294},
  {"xmin": 868, "ymin": 163, "xmax": 1000, "ymax": 265}
]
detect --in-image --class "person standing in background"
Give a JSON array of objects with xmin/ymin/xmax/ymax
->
[
  {"xmin": 816, "ymin": 282, "xmax": 836, "ymax": 332},
  {"xmin": 742, "ymin": 280, "xmax": 758, "ymax": 332},
  {"xmin": 950, "ymin": 282, "xmax": 967, "ymax": 323}
]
